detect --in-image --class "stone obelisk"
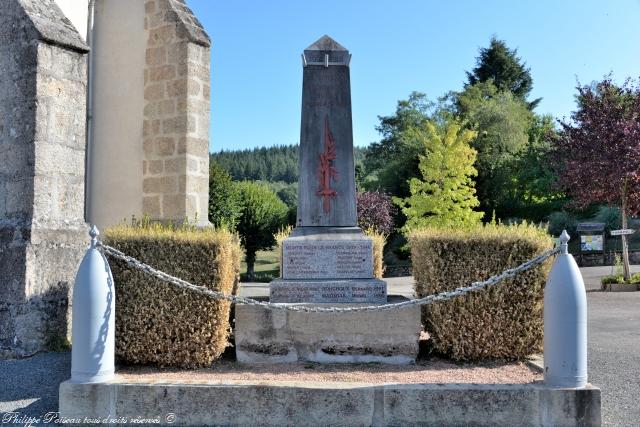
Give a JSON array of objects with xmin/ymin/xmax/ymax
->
[
  {"xmin": 269, "ymin": 35, "xmax": 387, "ymax": 304},
  {"xmin": 296, "ymin": 36, "xmax": 356, "ymax": 227}
]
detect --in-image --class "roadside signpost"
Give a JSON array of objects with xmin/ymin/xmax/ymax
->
[
  {"xmin": 610, "ymin": 229, "xmax": 635, "ymax": 236},
  {"xmin": 610, "ymin": 229, "xmax": 635, "ymax": 271}
]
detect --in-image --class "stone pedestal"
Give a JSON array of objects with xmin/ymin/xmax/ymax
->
[
  {"xmin": 270, "ymin": 279, "xmax": 386, "ymax": 304},
  {"xmin": 271, "ymin": 227, "xmax": 387, "ymax": 303},
  {"xmin": 235, "ymin": 296, "xmax": 420, "ymax": 364}
]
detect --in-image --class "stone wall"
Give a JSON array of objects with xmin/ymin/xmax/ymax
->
[
  {"xmin": 0, "ymin": 0, "xmax": 88, "ymax": 357},
  {"xmin": 143, "ymin": 0, "xmax": 211, "ymax": 225}
]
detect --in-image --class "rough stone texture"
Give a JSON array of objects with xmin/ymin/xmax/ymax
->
[
  {"xmin": 235, "ymin": 296, "xmax": 420, "ymax": 364},
  {"xmin": 59, "ymin": 380, "xmax": 601, "ymax": 426},
  {"xmin": 297, "ymin": 36, "xmax": 356, "ymax": 227},
  {"xmin": 0, "ymin": 0, "xmax": 88, "ymax": 357},
  {"xmin": 19, "ymin": 0, "xmax": 88, "ymax": 52},
  {"xmin": 143, "ymin": 0, "xmax": 211, "ymax": 225},
  {"xmin": 270, "ymin": 279, "xmax": 386, "ymax": 303}
]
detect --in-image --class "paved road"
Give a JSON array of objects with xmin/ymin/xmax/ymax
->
[
  {"xmin": 1, "ymin": 267, "xmax": 638, "ymax": 426},
  {"xmin": 586, "ymin": 290, "xmax": 640, "ymax": 426}
]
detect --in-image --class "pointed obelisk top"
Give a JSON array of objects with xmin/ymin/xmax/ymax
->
[
  {"xmin": 302, "ymin": 35, "xmax": 350, "ymax": 67},
  {"xmin": 305, "ymin": 35, "xmax": 348, "ymax": 52}
]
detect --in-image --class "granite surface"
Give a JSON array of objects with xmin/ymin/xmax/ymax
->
[
  {"xmin": 270, "ymin": 278, "xmax": 386, "ymax": 303},
  {"xmin": 282, "ymin": 239, "xmax": 373, "ymax": 280},
  {"xmin": 296, "ymin": 36, "xmax": 356, "ymax": 227}
]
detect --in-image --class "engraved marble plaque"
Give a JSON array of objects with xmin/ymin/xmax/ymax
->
[
  {"xmin": 282, "ymin": 239, "xmax": 373, "ymax": 279},
  {"xmin": 270, "ymin": 279, "xmax": 386, "ymax": 303}
]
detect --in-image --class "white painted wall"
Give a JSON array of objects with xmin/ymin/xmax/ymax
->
[
  {"xmin": 86, "ymin": 0, "xmax": 146, "ymax": 229},
  {"xmin": 54, "ymin": 0, "xmax": 90, "ymax": 40}
]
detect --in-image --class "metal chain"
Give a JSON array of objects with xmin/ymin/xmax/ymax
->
[{"xmin": 97, "ymin": 242, "xmax": 560, "ymax": 313}]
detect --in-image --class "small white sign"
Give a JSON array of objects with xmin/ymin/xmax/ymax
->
[{"xmin": 611, "ymin": 229, "xmax": 635, "ymax": 236}]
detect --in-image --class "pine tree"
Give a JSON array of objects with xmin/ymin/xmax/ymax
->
[
  {"xmin": 466, "ymin": 36, "xmax": 540, "ymax": 109},
  {"xmin": 395, "ymin": 120, "xmax": 484, "ymax": 230}
]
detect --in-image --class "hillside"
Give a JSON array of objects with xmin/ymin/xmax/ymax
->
[{"xmin": 211, "ymin": 144, "xmax": 367, "ymax": 183}]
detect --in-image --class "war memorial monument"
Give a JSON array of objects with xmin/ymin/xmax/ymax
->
[
  {"xmin": 53, "ymin": 33, "xmax": 599, "ymax": 426},
  {"xmin": 234, "ymin": 36, "xmax": 421, "ymax": 364},
  {"xmin": 270, "ymin": 35, "xmax": 387, "ymax": 304}
]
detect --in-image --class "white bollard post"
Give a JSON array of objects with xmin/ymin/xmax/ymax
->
[
  {"xmin": 544, "ymin": 230, "xmax": 587, "ymax": 388},
  {"xmin": 70, "ymin": 226, "xmax": 115, "ymax": 383}
]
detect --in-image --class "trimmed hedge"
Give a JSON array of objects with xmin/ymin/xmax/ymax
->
[
  {"xmin": 105, "ymin": 224, "xmax": 241, "ymax": 368},
  {"xmin": 364, "ymin": 228, "xmax": 386, "ymax": 279},
  {"xmin": 410, "ymin": 223, "xmax": 554, "ymax": 360}
]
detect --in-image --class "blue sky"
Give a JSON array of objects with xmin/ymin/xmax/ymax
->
[{"xmin": 188, "ymin": 0, "xmax": 640, "ymax": 152}]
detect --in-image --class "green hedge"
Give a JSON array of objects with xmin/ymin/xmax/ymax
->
[
  {"xmin": 105, "ymin": 224, "xmax": 241, "ymax": 368},
  {"xmin": 409, "ymin": 223, "xmax": 554, "ymax": 360}
]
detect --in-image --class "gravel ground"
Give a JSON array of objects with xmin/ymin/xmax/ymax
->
[
  {"xmin": 1, "ymin": 267, "xmax": 638, "ymax": 425},
  {"xmin": 118, "ymin": 359, "xmax": 540, "ymax": 384}
]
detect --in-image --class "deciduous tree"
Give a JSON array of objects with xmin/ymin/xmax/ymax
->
[
  {"xmin": 357, "ymin": 191, "xmax": 396, "ymax": 235},
  {"xmin": 235, "ymin": 181, "xmax": 288, "ymax": 280},
  {"xmin": 395, "ymin": 120, "xmax": 483, "ymax": 230},
  {"xmin": 363, "ymin": 92, "xmax": 434, "ymax": 198},
  {"xmin": 555, "ymin": 78, "xmax": 640, "ymax": 280},
  {"xmin": 457, "ymin": 82, "xmax": 532, "ymax": 218},
  {"xmin": 208, "ymin": 161, "xmax": 241, "ymax": 229}
]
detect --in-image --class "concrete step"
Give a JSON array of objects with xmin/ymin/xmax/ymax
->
[{"xmin": 59, "ymin": 379, "xmax": 601, "ymax": 426}]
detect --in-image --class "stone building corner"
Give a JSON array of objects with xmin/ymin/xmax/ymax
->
[
  {"xmin": 0, "ymin": 0, "xmax": 89, "ymax": 357},
  {"xmin": 142, "ymin": 0, "xmax": 212, "ymax": 226}
]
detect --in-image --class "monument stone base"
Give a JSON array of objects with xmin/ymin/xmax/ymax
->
[
  {"xmin": 271, "ymin": 226, "xmax": 388, "ymax": 303},
  {"xmin": 270, "ymin": 278, "xmax": 386, "ymax": 303},
  {"xmin": 234, "ymin": 296, "xmax": 421, "ymax": 364},
  {"xmin": 59, "ymin": 380, "xmax": 601, "ymax": 426}
]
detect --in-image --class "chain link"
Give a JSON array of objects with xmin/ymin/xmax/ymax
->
[{"xmin": 97, "ymin": 242, "xmax": 560, "ymax": 313}]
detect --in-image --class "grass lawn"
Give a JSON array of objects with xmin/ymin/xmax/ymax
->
[{"xmin": 240, "ymin": 249, "xmax": 280, "ymax": 282}]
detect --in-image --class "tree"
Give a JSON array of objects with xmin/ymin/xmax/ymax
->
[
  {"xmin": 514, "ymin": 114, "xmax": 564, "ymax": 220},
  {"xmin": 457, "ymin": 81, "xmax": 532, "ymax": 218},
  {"xmin": 466, "ymin": 36, "xmax": 540, "ymax": 109},
  {"xmin": 357, "ymin": 191, "xmax": 396, "ymax": 235},
  {"xmin": 394, "ymin": 119, "xmax": 484, "ymax": 230},
  {"xmin": 363, "ymin": 92, "xmax": 434, "ymax": 198},
  {"xmin": 235, "ymin": 181, "xmax": 288, "ymax": 280},
  {"xmin": 208, "ymin": 161, "xmax": 241, "ymax": 229},
  {"xmin": 555, "ymin": 78, "xmax": 640, "ymax": 280}
]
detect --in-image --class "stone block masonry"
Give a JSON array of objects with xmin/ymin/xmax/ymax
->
[
  {"xmin": 143, "ymin": 0, "xmax": 211, "ymax": 225},
  {"xmin": 0, "ymin": 0, "xmax": 89, "ymax": 357},
  {"xmin": 60, "ymin": 380, "xmax": 601, "ymax": 426}
]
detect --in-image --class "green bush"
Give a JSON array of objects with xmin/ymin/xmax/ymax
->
[
  {"xmin": 546, "ymin": 211, "xmax": 577, "ymax": 237},
  {"xmin": 601, "ymin": 272, "xmax": 640, "ymax": 285},
  {"xmin": 409, "ymin": 223, "xmax": 554, "ymax": 360},
  {"xmin": 593, "ymin": 205, "xmax": 622, "ymax": 233},
  {"xmin": 601, "ymin": 274, "xmax": 624, "ymax": 285},
  {"xmin": 105, "ymin": 224, "xmax": 241, "ymax": 368}
]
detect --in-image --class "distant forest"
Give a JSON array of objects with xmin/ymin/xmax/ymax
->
[{"xmin": 211, "ymin": 144, "xmax": 367, "ymax": 183}]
